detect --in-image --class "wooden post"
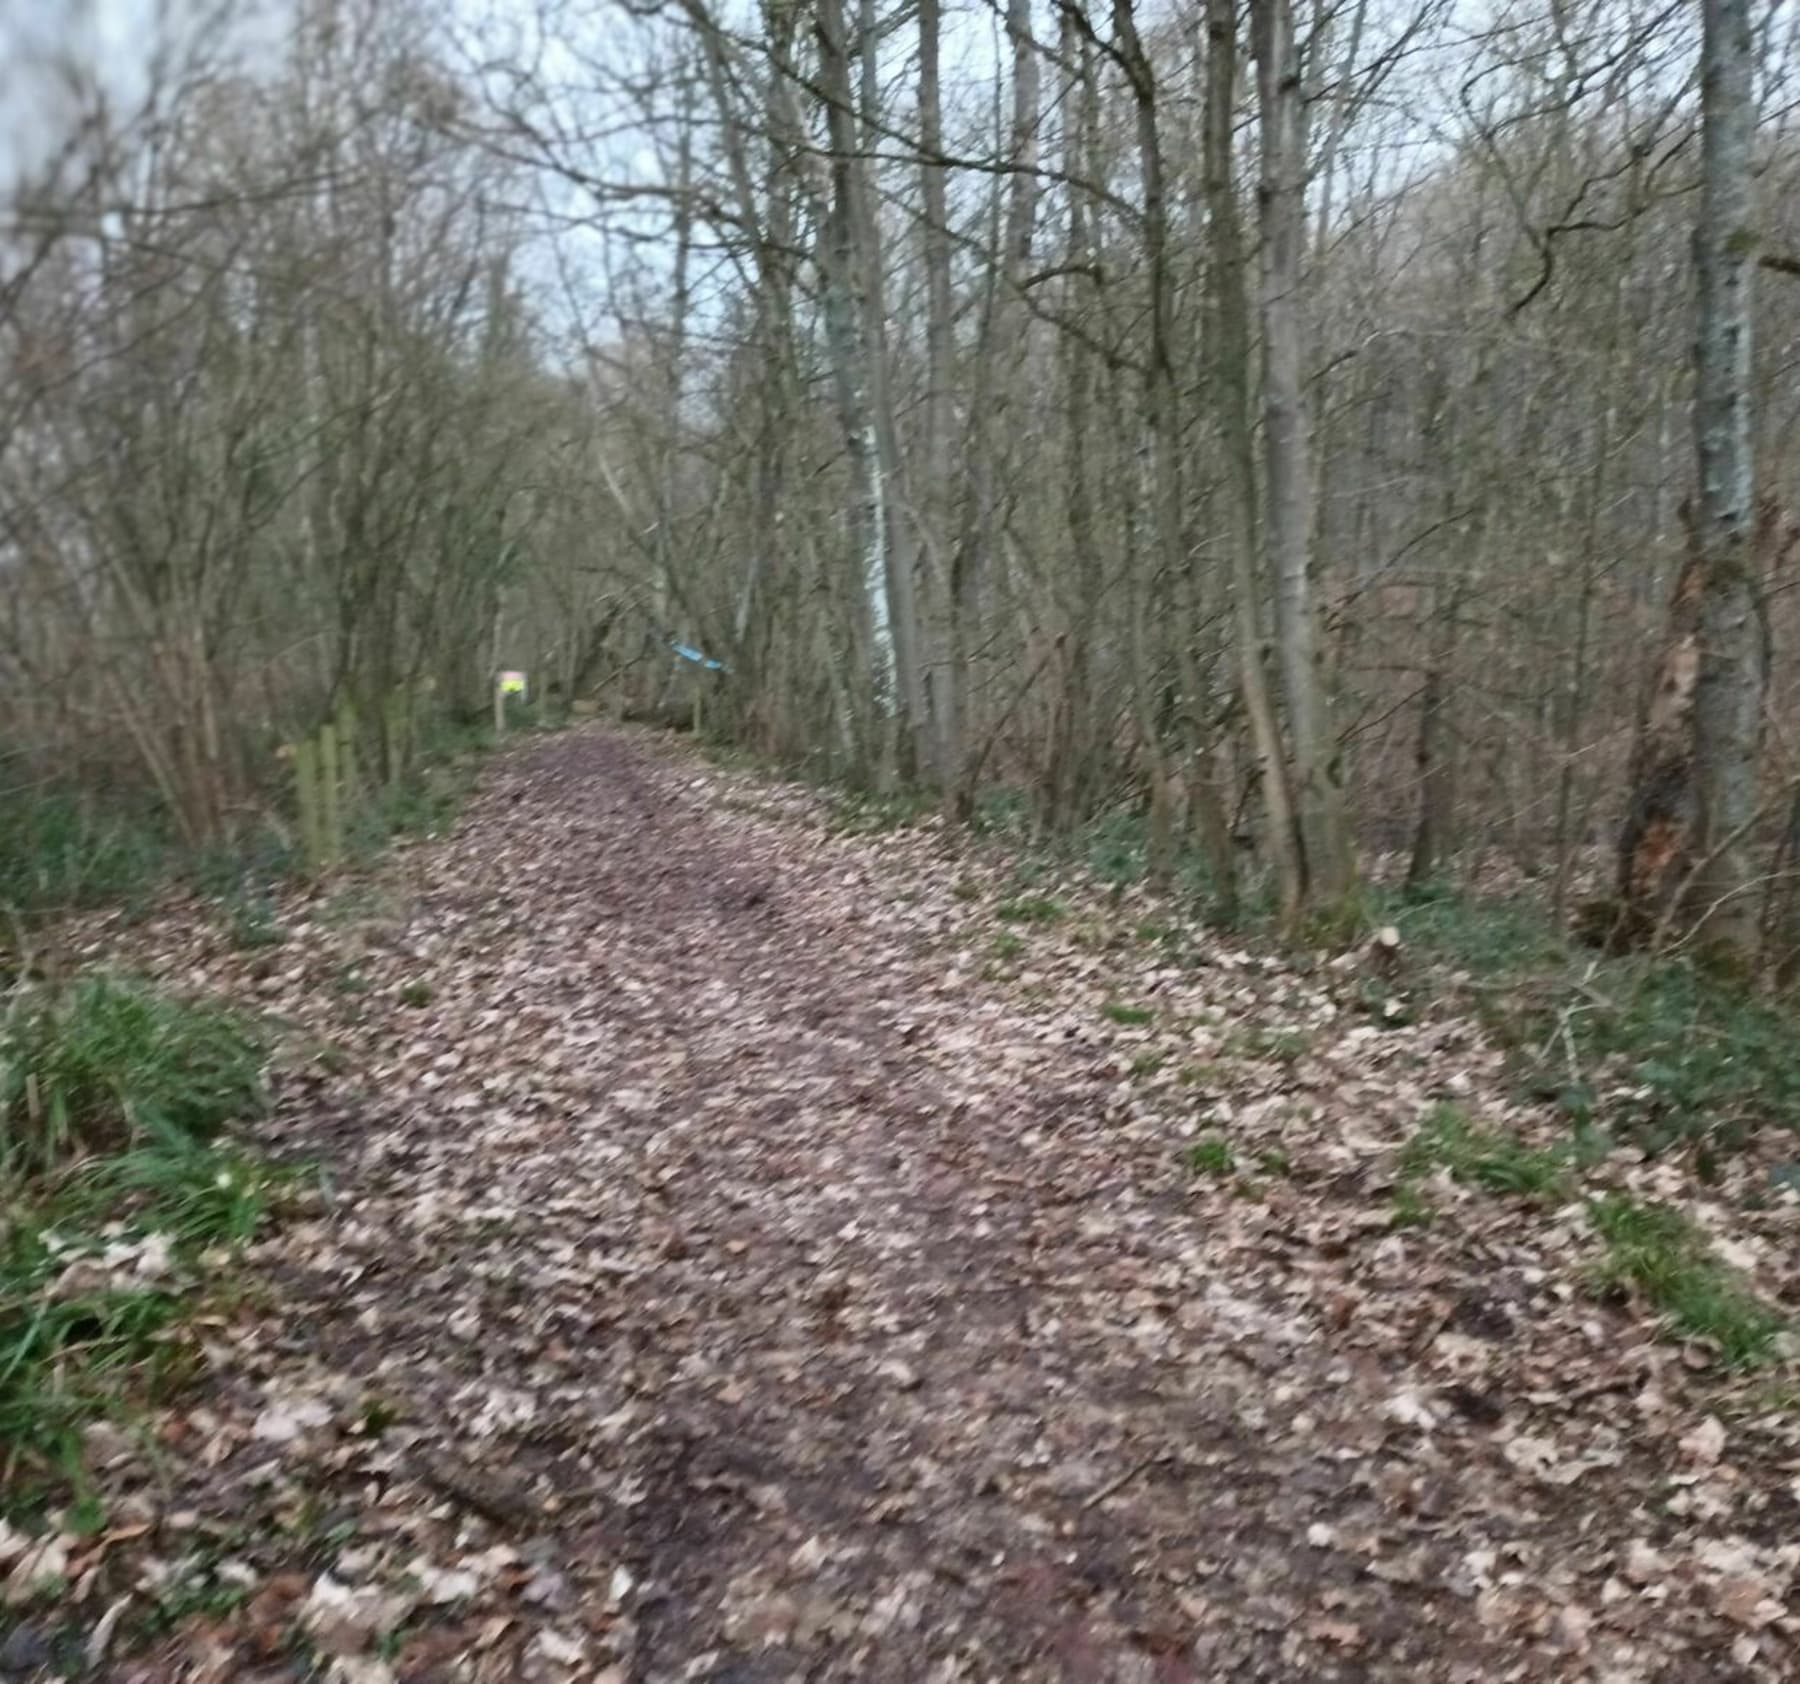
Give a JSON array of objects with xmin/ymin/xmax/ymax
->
[
  {"xmin": 318, "ymin": 720, "xmax": 342, "ymax": 866},
  {"xmin": 494, "ymin": 673, "xmax": 506, "ymax": 739},
  {"xmin": 382, "ymin": 689, "xmax": 405, "ymax": 784},
  {"xmin": 335, "ymin": 701, "xmax": 358, "ymax": 801},
  {"xmin": 295, "ymin": 736, "xmax": 323, "ymax": 872}
]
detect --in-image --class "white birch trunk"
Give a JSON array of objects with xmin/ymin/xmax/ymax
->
[{"xmin": 1690, "ymin": 0, "xmax": 1762, "ymax": 956}]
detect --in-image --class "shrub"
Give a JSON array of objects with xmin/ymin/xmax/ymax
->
[{"xmin": 0, "ymin": 781, "xmax": 171, "ymax": 918}]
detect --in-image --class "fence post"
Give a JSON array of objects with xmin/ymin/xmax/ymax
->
[
  {"xmin": 294, "ymin": 736, "xmax": 323, "ymax": 872},
  {"xmin": 318, "ymin": 719, "xmax": 342, "ymax": 866},
  {"xmin": 335, "ymin": 700, "xmax": 359, "ymax": 801}
]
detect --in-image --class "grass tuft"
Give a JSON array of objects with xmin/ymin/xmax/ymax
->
[
  {"xmin": 1587, "ymin": 1194, "xmax": 1785, "ymax": 1368},
  {"xmin": 1102, "ymin": 1000, "xmax": 1154, "ymax": 1026},
  {"xmin": 995, "ymin": 896, "xmax": 1065, "ymax": 925},
  {"xmin": 1186, "ymin": 1135, "xmax": 1235, "ymax": 1177},
  {"xmin": 1401, "ymin": 1105, "xmax": 1570, "ymax": 1201},
  {"xmin": 1, "ymin": 975, "xmax": 277, "ymax": 1508},
  {"xmin": 1, "ymin": 977, "xmax": 266, "ymax": 1176}
]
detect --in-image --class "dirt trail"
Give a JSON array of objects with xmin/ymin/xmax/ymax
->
[{"xmin": 90, "ymin": 729, "xmax": 1800, "ymax": 1682}]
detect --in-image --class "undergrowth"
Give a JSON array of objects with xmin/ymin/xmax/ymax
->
[
  {"xmin": 2, "ymin": 713, "xmax": 501, "ymax": 936},
  {"xmin": 1587, "ymin": 1194, "xmax": 1785, "ymax": 1367},
  {"xmin": 1400, "ymin": 1105, "xmax": 1574, "ymax": 1202},
  {"xmin": 1, "ymin": 976, "xmax": 266, "ymax": 1176},
  {"xmin": 0, "ymin": 780, "xmax": 175, "ymax": 921},
  {"xmin": 1386, "ymin": 888, "xmax": 1800, "ymax": 1154},
  {"xmin": 0, "ymin": 975, "xmax": 276, "ymax": 1517}
]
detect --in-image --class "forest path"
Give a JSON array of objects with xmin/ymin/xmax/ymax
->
[{"xmin": 98, "ymin": 728, "xmax": 1796, "ymax": 1683}]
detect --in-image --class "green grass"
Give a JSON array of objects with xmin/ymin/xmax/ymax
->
[
  {"xmin": 225, "ymin": 890, "xmax": 288, "ymax": 952},
  {"xmin": 1, "ymin": 976, "xmax": 267, "ymax": 1176},
  {"xmin": 1186, "ymin": 1135, "xmax": 1235, "ymax": 1177},
  {"xmin": 0, "ymin": 975, "xmax": 278, "ymax": 1509},
  {"xmin": 1102, "ymin": 1001, "xmax": 1154, "ymax": 1026},
  {"xmin": 1, "ymin": 1134, "xmax": 282, "ymax": 1511},
  {"xmin": 1386, "ymin": 889, "xmax": 1800, "ymax": 1153},
  {"xmin": 0, "ymin": 778, "xmax": 173, "ymax": 919},
  {"xmin": 1400, "ymin": 1105, "xmax": 1571, "ymax": 1201},
  {"xmin": 1128, "ymin": 1051, "xmax": 1166, "ymax": 1079},
  {"xmin": 1587, "ymin": 1195, "xmax": 1785, "ymax": 1367},
  {"xmin": 1388, "ymin": 1108, "xmax": 1785, "ymax": 1366},
  {"xmin": 995, "ymin": 896, "xmax": 1065, "ymax": 925},
  {"xmin": 1221, "ymin": 1025, "xmax": 1313, "ymax": 1063},
  {"xmin": 1390, "ymin": 1183, "xmax": 1435, "ymax": 1229}
]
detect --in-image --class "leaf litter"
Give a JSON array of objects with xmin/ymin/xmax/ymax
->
[{"xmin": 22, "ymin": 726, "xmax": 1800, "ymax": 1681}]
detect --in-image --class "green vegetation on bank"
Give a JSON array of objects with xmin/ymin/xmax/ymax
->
[
  {"xmin": 1388, "ymin": 887, "xmax": 1800, "ymax": 1154},
  {"xmin": 1588, "ymin": 1194, "xmax": 1786, "ymax": 1367},
  {"xmin": 1, "ymin": 974, "xmax": 277, "ymax": 1513},
  {"xmin": 1, "ymin": 712, "xmax": 504, "ymax": 929}
]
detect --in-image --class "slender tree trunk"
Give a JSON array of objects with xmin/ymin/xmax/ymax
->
[
  {"xmin": 946, "ymin": 0, "xmax": 1041, "ymax": 812},
  {"xmin": 918, "ymin": 0, "xmax": 959, "ymax": 786},
  {"xmin": 1045, "ymin": 6, "xmax": 1099, "ymax": 830},
  {"xmin": 814, "ymin": 0, "xmax": 927, "ymax": 776},
  {"xmin": 1252, "ymin": 0, "xmax": 1355, "ymax": 911},
  {"xmin": 1689, "ymin": 0, "xmax": 1762, "ymax": 958},
  {"xmin": 1406, "ymin": 575, "xmax": 1460, "ymax": 891},
  {"xmin": 1205, "ymin": 0, "xmax": 1302, "ymax": 925},
  {"xmin": 853, "ymin": 0, "xmax": 932, "ymax": 780},
  {"xmin": 1114, "ymin": 0, "xmax": 1236, "ymax": 907}
]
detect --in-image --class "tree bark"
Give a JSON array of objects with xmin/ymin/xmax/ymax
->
[
  {"xmin": 1252, "ymin": 0, "xmax": 1355, "ymax": 912},
  {"xmin": 1114, "ymin": 0, "xmax": 1236, "ymax": 907},
  {"xmin": 918, "ymin": 0, "xmax": 959, "ymax": 785},
  {"xmin": 813, "ymin": 0, "xmax": 929, "ymax": 778},
  {"xmin": 1688, "ymin": 0, "xmax": 1762, "ymax": 958},
  {"xmin": 1205, "ymin": 0, "xmax": 1302, "ymax": 925}
]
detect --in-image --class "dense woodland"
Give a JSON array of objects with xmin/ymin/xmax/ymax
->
[{"xmin": 4, "ymin": 0, "xmax": 1800, "ymax": 952}]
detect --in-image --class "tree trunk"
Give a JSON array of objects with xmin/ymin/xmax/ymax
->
[
  {"xmin": 1252, "ymin": 0, "xmax": 1355, "ymax": 914},
  {"xmin": 814, "ymin": 0, "xmax": 929, "ymax": 778},
  {"xmin": 1406, "ymin": 575, "xmax": 1459, "ymax": 892},
  {"xmin": 1043, "ymin": 7, "xmax": 1100, "ymax": 831},
  {"xmin": 918, "ymin": 0, "xmax": 959, "ymax": 786},
  {"xmin": 1205, "ymin": 0, "xmax": 1302, "ymax": 925},
  {"xmin": 1114, "ymin": 0, "xmax": 1236, "ymax": 909},
  {"xmin": 1688, "ymin": 0, "xmax": 1762, "ymax": 958},
  {"xmin": 853, "ymin": 0, "xmax": 932, "ymax": 780}
]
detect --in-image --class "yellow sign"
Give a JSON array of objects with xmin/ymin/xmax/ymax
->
[{"xmin": 499, "ymin": 671, "xmax": 526, "ymax": 696}]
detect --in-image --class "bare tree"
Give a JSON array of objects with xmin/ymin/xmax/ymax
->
[{"xmin": 1687, "ymin": 0, "xmax": 1763, "ymax": 956}]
